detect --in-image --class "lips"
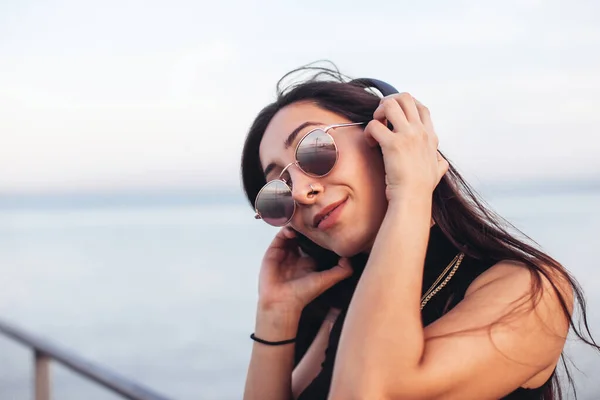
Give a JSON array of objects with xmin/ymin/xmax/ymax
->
[{"xmin": 313, "ymin": 198, "xmax": 347, "ymax": 228}]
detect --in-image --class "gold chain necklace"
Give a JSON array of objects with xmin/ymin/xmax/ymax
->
[{"xmin": 420, "ymin": 252, "xmax": 465, "ymax": 310}]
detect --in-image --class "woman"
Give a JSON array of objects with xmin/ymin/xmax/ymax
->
[{"xmin": 240, "ymin": 65, "xmax": 597, "ymax": 399}]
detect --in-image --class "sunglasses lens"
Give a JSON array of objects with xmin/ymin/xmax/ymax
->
[
  {"xmin": 296, "ymin": 129, "xmax": 337, "ymax": 176},
  {"xmin": 255, "ymin": 180, "xmax": 295, "ymax": 226}
]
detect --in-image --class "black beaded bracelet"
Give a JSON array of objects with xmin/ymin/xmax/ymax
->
[{"xmin": 250, "ymin": 333, "xmax": 296, "ymax": 346}]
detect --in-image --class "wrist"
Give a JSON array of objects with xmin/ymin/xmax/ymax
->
[
  {"xmin": 254, "ymin": 303, "xmax": 301, "ymax": 342},
  {"xmin": 387, "ymin": 190, "xmax": 433, "ymax": 212},
  {"xmin": 387, "ymin": 183, "xmax": 433, "ymax": 201}
]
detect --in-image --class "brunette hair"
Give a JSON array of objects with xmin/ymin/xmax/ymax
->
[{"xmin": 240, "ymin": 62, "xmax": 598, "ymax": 399}]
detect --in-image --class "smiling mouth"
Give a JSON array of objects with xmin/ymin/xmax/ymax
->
[{"xmin": 314, "ymin": 198, "xmax": 347, "ymax": 228}]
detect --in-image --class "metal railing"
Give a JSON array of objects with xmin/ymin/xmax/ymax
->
[{"xmin": 0, "ymin": 318, "xmax": 173, "ymax": 400}]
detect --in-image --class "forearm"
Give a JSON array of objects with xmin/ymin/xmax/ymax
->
[
  {"xmin": 243, "ymin": 305, "xmax": 301, "ymax": 400},
  {"xmin": 331, "ymin": 194, "xmax": 432, "ymax": 395},
  {"xmin": 292, "ymin": 309, "xmax": 340, "ymax": 398}
]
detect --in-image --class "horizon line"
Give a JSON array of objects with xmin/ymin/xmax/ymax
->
[
  {"xmin": 0, "ymin": 177, "xmax": 599, "ymax": 211},
  {"xmin": 1, "ymin": 175, "xmax": 599, "ymax": 197}
]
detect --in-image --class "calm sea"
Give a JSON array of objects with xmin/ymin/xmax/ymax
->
[{"xmin": 0, "ymin": 189, "xmax": 599, "ymax": 399}]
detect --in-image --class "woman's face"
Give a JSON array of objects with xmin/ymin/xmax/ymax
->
[{"xmin": 259, "ymin": 101, "xmax": 388, "ymax": 257}]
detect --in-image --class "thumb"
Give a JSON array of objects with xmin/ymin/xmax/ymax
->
[{"xmin": 315, "ymin": 257, "xmax": 354, "ymax": 292}]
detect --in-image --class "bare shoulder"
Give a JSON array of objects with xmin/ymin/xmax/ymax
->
[
  {"xmin": 465, "ymin": 258, "xmax": 574, "ymax": 296},
  {"xmin": 411, "ymin": 258, "xmax": 577, "ymax": 397},
  {"xmin": 465, "ymin": 258, "xmax": 574, "ymax": 323}
]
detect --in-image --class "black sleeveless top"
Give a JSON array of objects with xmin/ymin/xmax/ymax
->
[{"xmin": 295, "ymin": 224, "xmax": 553, "ymax": 399}]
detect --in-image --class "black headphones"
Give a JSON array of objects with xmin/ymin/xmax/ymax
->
[
  {"xmin": 349, "ymin": 78, "xmax": 400, "ymax": 97},
  {"xmin": 350, "ymin": 78, "xmax": 399, "ymax": 130}
]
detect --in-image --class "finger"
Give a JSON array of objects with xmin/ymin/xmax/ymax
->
[
  {"xmin": 263, "ymin": 228, "xmax": 297, "ymax": 264},
  {"xmin": 374, "ymin": 96, "xmax": 407, "ymax": 131},
  {"xmin": 282, "ymin": 227, "xmax": 296, "ymax": 239},
  {"xmin": 395, "ymin": 93, "xmax": 421, "ymax": 123},
  {"xmin": 269, "ymin": 227, "xmax": 295, "ymax": 248},
  {"xmin": 314, "ymin": 257, "xmax": 354, "ymax": 292},
  {"xmin": 364, "ymin": 120, "xmax": 395, "ymax": 148},
  {"xmin": 364, "ymin": 130, "xmax": 378, "ymax": 148},
  {"xmin": 414, "ymin": 97, "xmax": 438, "ymax": 145},
  {"xmin": 296, "ymin": 253, "xmax": 317, "ymax": 273}
]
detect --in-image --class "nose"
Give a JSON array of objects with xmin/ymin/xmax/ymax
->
[{"xmin": 288, "ymin": 166, "xmax": 322, "ymax": 205}]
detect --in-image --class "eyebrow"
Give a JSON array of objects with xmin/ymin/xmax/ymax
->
[{"xmin": 263, "ymin": 121, "xmax": 324, "ymax": 177}]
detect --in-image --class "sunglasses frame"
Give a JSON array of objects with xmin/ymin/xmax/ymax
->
[{"xmin": 254, "ymin": 121, "xmax": 367, "ymax": 225}]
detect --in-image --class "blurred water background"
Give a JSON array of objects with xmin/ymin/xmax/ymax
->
[{"xmin": 0, "ymin": 184, "xmax": 599, "ymax": 400}]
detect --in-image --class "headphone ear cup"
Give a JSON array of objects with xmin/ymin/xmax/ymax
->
[{"xmin": 350, "ymin": 78, "xmax": 398, "ymax": 130}]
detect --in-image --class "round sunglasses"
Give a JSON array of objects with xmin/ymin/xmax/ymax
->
[{"xmin": 254, "ymin": 121, "xmax": 367, "ymax": 226}]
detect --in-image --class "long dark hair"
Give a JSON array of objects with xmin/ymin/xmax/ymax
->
[{"xmin": 240, "ymin": 63, "xmax": 598, "ymax": 399}]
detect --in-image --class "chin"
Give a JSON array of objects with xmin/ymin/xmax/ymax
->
[
  {"xmin": 327, "ymin": 232, "xmax": 374, "ymax": 258},
  {"xmin": 307, "ymin": 210, "xmax": 382, "ymax": 257}
]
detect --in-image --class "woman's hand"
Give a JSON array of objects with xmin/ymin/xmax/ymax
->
[
  {"xmin": 364, "ymin": 93, "xmax": 449, "ymax": 201},
  {"xmin": 258, "ymin": 228, "xmax": 353, "ymax": 313}
]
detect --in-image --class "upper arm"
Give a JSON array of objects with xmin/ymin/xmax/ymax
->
[{"xmin": 396, "ymin": 261, "xmax": 573, "ymax": 400}]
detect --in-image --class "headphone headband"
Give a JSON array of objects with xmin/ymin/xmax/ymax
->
[{"xmin": 349, "ymin": 78, "xmax": 399, "ymax": 97}]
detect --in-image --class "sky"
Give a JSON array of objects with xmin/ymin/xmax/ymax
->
[{"xmin": 1, "ymin": 0, "xmax": 599, "ymax": 194}]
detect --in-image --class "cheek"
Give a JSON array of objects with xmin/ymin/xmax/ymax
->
[
  {"xmin": 347, "ymin": 146, "xmax": 388, "ymax": 220},
  {"xmin": 290, "ymin": 216, "xmax": 306, "ymax": 233},
  {"xmin": 341, "ymin": 143, "xmax": 386, "ymax": 190}
]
